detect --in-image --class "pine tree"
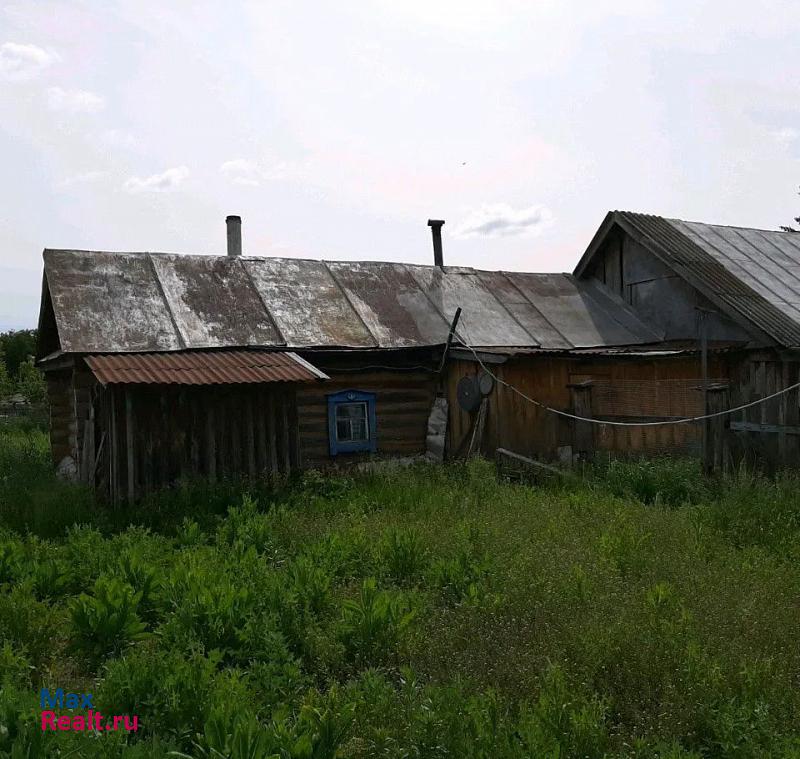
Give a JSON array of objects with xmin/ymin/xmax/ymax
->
[{"xmin": 781, "ymin": 185, "xmax": 800, "ymax": 232}]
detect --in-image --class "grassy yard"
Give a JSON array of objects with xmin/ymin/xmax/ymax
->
[{"xmin": 2, "ymin": 420, "xmax": 800, "ymax": 757}]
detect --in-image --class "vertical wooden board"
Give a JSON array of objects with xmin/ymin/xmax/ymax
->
[
  {"xmin": 256, "ymin": 389, "xmax": 268, "ymax": 474},
  {"xmin": 229, "ymin": 391, "xmax": 241, "ymax": 475},
  {"xmin": 206, "ymin": 403, "xmax": 216, "ymax": 482},
  {"xmin": 246, "ymin": 392, "xmax": 256, "ymax": 476},
  {"xmin": 189, "ymin": 391, "xmax": 200, "ymax": 477},
  {"xmin": 109, "ymin": 386, "xmax": 118, "ymax": 505},
  {"xmin": 267, "ymin": 392, "xmax": 278, "ymax": 474},
  {"xmin": 281, "ymin": 388, "xmax": 291, "ymax": 473},
  {"xmin": 125, "ymin": 388, "xmax": 135, "ymax": 503},
  {"xmin": 289, "ymin": 388, "xmax": 301, "ymax": 469}
]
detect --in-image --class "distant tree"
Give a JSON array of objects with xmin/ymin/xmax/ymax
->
[
  {"xmin": 16, "ymin": 357, "xmax": 46, "ymax": 405},
  {"xmin": 0, "ymin": 329, "xmax": 37, "ymax": 379},
  {"xmin": 0, "ymin": 350, "xmax": 13, "ymax": 400},
  {"xmin": 781, "ymin": 185, "xmax": 800, "ymax": 232}
]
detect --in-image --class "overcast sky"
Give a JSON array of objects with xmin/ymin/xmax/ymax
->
[{"xmin": 1, "ymin": 1, "xmax": 799, "ymax": 330}]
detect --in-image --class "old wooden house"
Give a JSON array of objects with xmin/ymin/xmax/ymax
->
[{"xmin": 36, "ymin": 212, "xmax": 800, "ymax": 500}]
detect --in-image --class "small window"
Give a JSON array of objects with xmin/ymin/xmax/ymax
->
[{"xmin": 327, "ymin": 390, "xmax": 377, "ymax": 455}]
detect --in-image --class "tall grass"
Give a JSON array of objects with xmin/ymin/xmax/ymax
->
[{"xmin": 2, "ymin": 430, "xmax": 800, "ymax": 756}]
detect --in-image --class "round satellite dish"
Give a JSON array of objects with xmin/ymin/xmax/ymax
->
[
  {"xmin": 457, "ymin": 375, "xmax": 482, "ymax": 412},
  {"xmin": 478, "ymin": 371, "xmax": 494, "ymax": 396}
]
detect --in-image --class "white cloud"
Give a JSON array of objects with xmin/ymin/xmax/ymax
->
[
  {"xmin": 220, "ymin": 157, "xmax": 304, "ymax": 186},
  {"xmin": 123, "ymin": 166, "xmax": 189, "ymax": 193},
  {"xmin": 220, "ymin": 158, "xmax": 262, "ymax": 186},
  {"xmin": 46, "ymin": 86, "xmax": 105, "ymax": 114},
  {"xmin": 771, "ymin": 127, "xmax": 799, "ymax": 145},
  {"xmin": 56, "ymin": 170, "xmax": 107, "ymax": 189},
  {"xmin": 101, "ymin": 129, "xmax": 140, "ymax": 152},
  {"xmin": 0, "ymin": 42, "xmax": 57, "ymax": 81},
  {"xmin": 452, "ymin": 203, "xmax": 554, "ymax": 239}
]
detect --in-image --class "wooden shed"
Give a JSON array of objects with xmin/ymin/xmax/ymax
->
[{"xmin": 568, "ymin": 211, "xmax": 800, "ymax": 470}]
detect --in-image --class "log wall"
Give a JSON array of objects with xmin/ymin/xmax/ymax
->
[{"xmin": 296, "ymin": 360, "xmax": 439, "ymax": 467}]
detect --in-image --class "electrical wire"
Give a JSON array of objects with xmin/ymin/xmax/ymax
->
[{"xmin": 454, "ymin": 338, "xmax": 800, "ymax": 428}]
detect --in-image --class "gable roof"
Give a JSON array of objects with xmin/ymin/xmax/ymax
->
[
  {"xmin": 41, "ymin": 249, "xmax": 661, "ymax": 355},
  {"xmin": 574, "ymin": 211, "xmax": 800, "ymax": 347}
]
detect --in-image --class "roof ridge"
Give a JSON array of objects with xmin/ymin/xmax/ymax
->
[
  {"xmin": 616, "ymin": 210, "xmax": 791, "ymax": 236},
  {"xmin": 43, "ymin": 247, "xmax": 572, "ymax": 277}
]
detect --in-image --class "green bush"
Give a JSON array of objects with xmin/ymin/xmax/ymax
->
[
  {"xmin": 518, "ymin": 666, "xmax": 609, "ymax": 758},
  {"xmin": 338, "ymin": 578, "xmax": 415, "ymax": 669},
  {"xmin": 598, "ymin": 457, "xmax": 712, "ymax": 507},
  {"xmin": 159, "ymin": 560, "xmax": 254, "ymax": 657},
  {"xmin": 378, "ymin": 527, "xmax": 428, "ymax": 586},
  {"xmin": 69, "ymin": 575, "xmax": 149, "ymax": 663}
]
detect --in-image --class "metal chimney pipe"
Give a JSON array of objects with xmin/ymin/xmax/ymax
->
[
  {"xmin": 427, "ymin": 219, "xmax": 445, "ymax": 267},
  {"xmin": 226, "ymin": 215, "xmax": 242, "ymax": 257}
]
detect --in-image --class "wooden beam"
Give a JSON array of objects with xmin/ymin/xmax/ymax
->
[{"xmin": 730, "ymin": 420, "xmax": 800, "ymax": 435}]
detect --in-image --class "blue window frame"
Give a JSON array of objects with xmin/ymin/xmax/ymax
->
[{"xmin": 327, "ymin": 390, "xmax": 377, "ymax": 455}]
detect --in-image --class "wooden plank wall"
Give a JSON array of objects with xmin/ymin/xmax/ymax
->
[
  {"xmin": 97, "ymin": 384, "xmax": 299, "ymax": 502},
  {"xmin": 447, "ymin": 357, "xmax": 571, "ymax": 460},
  {"xmin": 447, "ymin": 353, "xmax": 728, "ymax": 461},
  {"xmin": 296, "ymin": 368, "xmax": 438, "ymax": 467},
  {"xmin": 726, "ymin": 352, "xmax": 800, "ymax": 470}
]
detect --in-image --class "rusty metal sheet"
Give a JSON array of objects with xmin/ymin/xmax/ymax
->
[
  {"xmin": 85, "ymin": 349, "xmax": 328, "ymax": 385},
  {"xmin": 327, "ymin": 261, "xmax": 450, "ymax": 347},
  {"xmin": 149, "ymin": 254, "xmax": 282, "ymax": 349},
  {"xmin": 507, "ymin": 272, "xmax": 649, "ymax": 348},
  {"xmin": 44, "ymin": 247, "xmax": 672, "ymax": 355},
  {"xmin": 476, "ymin": 271, "xmax": 568, "ymax": 349},
  {"xmin": 43, "ymin": 250, "xmax": 182, "ymax": 353},
  {"xmin": 244, "ymin": 258, "xmax": 375, "ymax": 348},
  {"xmin": 407, "ymin": 265, "xmax": 536, "ymax": 347}
]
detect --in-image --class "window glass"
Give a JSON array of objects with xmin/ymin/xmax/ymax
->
[{"xmin": 335, "ymin": 401, "xmax": 368, "ymax": 442}]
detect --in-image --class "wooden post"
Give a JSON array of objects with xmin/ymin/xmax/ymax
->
[
  {"xmin": 704, "ymin": 383, "xmax": 729, "ymax": 475},
  {"xmin": 779, "ymin": 360, "xmax": 789, "ymax": 467},
  {"xmin": 568, "ymin": 381, "xmax": 594, "ymax": 461},
  {"xmin": 125, "ymin": 387, "xmax": 135, "ymax": 503}
]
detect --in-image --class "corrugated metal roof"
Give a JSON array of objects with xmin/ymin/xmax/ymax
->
[
  {"xmin": 597, "ymin": 212, "xmax": 800, "ymax": 347},
  {"xmin": 84, "ymin": 350, "xmax": 329, "ymax": 385},
  {"xmin": 42, "ymin": 250, "xmax": 660, "ymax": 353}
]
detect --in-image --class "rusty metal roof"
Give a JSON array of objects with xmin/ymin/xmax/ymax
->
[
  {"xmin": 84, "ymin": 350, "xmax": 329, "ymax": 385},
  {"xmin": 42, "ymin": 249, "xmax": 661, "ymax": 353},
  {"xmin": 576, "ymin": 211, "xmax": 800, "ymax": 347}
]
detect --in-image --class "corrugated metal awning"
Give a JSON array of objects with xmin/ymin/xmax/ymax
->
[{"xmin": 85, "ymin": 350, "xmax": 329, "ymax": 386}]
